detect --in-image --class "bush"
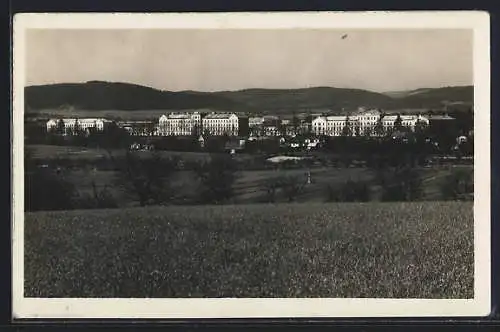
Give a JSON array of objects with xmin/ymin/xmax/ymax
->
[
  {"xmin": 263, "ymin": 177, "xmax": 282, "ymax": 203},
  {"xmin": 194, "ymin": 154, "xmax": 238, "ymax": 204},
  {"xmin": 25, "ymin": 169, "xmax": 77, "ymax": 211},
  {"xmin": 377, "ymin": 167, "xmax": 423, "ymax": 202},
  {"xmin": 325, "ymin": 179, "xmax": 371, "ymax": 202},
  {"xmin": 25, "ymin": 149, "xmax": 77, "ymax": 211},
  {"xmin": 278, "ymin": 175, "xmax": 305, "ymax": 202},
  {"xmin": 74, "ymin": 183, "xmax": 118, "ymax": 210},
  {"xmin": 113, "ymin": 151, "xmax": 178, "ymax": 207},
  {"xmin": 440, "ymin": 169, "xmax": 474, "ymax": 201}
]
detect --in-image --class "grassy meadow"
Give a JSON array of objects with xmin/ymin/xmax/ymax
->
[
  {"xmin": 27, "ymin": 143, "xmax": 462, "ymax": 206},
  {"xmin": 66, "ymin": 166, "xmax": 453, "ymax": 206},
  {"xmin": 24, "ymin": 202, "xmax": 474, "ymax": 298},
  {"xmin": 27, "ymin": 144, "xmax": 215, "ymax": 162}
]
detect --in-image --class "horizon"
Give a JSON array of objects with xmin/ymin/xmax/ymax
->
[
  {"xmin": 25, "ymin": 29, "xmax": 473, "ymax": 93},
  {"xmin": 24, "ymin": 80, "xmax": 473, "ymax": 95}
]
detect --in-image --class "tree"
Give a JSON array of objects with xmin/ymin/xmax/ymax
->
[
  {"xmin": 325, "ymin": 178, "xmax": 370, "ymax": 202},
  {"xmin": 70, "ymin": 118, "xmax": 90, "ymax": 146},
  {"xmin": 24, "ymin": 148, "xmax": 77, "ymax": 211},
  {"xmin": 56, "ymin": 119, "xmax": 65, "ymax": 135},
  {"xmin": 414, "ymin": 119, "xmax": 427, "ymax": 136},
  {"xmin": 374, "ymin": 114, "xmax": 385, "ymax": 137},
  {"xmin": 354, "ymin": 124, "xmax": 361, "ymax": 137},
  {"xmin": 98, "ymin": 122, "xmax": 131, "ymax": 152},
  {"xmin": 192, "ymin": 123, "xmax": 201, "ymax": 137},
  {"xmin": 394, "ymin": 114, "xmax": 403, "ymax": 132},
  {"xmin": 440, "ymin": 168, "xmax": 474, "ymax": 201},
  {"xmin": 377, "ymin": 166, "xmax": 423, "ymax": 201},
  {"xmin": 292, "ymin": 112, "xmax": 300, "ymax": 134},
  {"xmin": 263, "ymin": 177, "xmax": 282, "ymax": 203},
  {"xmin": 75, "ymin": 181, "xmax": 118, "ymax": 209},
  {"xmin": 277, "ymin": 121, "xmax": 286, "ymax": 137},
  {"xmin": 114, "ymin": 151, "xmax": 178, "ymax": 206},
  {"xmin": 194, "ymin": 154, "xmax": 238, "ymax": 204},
  {"xmin": 363, "ymin": 126, "xmax": 373, "ymax": 138},
  {"xmin": 74, "ymin": 118, "xmax": 81, "ymax": 134},
  {"xmin": 203, "ymin": 129, "xmax": 212, "ymax": 138},
  {"xmin": 341, "ymin": 116, "xmax": 352, "ymax": 137},
  {"xmin": 279, "ymin": 174, "xmax": 305, "ymax": 202}
]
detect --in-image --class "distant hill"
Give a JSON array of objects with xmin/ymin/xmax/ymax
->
[
  {"xmin": 391, "ymin": 86, "xmax": 473, "ymax": 109},
  {"xmin": 211, "ymin": 87, "xmax": 396, "ymax": 113},
  {"xmin": 24, "ymin": 81, "xmax": 243, "ymax": 112},
  {"xmin": 25, "ymin": 81, "xmax": 473, "ymax": 116},
  {"xmin": 383, "ymin": 86, "xmax": 473, "ymax": 106}
]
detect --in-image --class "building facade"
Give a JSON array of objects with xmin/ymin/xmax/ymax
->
[
  {"xmin": 249, "ymin": 116, "xmax": 265, "ymax": 127},
  {"xmin": 46, "ymin": 118, "xmax": 111, "ymax": 135},
  {"xmin": 202, "ymin": 113, "xmax": 240, "ymax": 136},
  {"xmin": 158, "ymin": 112, "xmax": 201, "ymax": 136},
  {"xmin": 381, "ymin": 114, "xmax": 429, "ymax": 132},
  {"xmin": 312, "ymin": 110, "xmax": 429, "ymax": 137},
  {"xmin": 117, "ymin": 120, "xmax": 157, "ymax": 136},
  {"xmin": 248, "ymin": 116, "xmax": 265, "ymax": 136}
]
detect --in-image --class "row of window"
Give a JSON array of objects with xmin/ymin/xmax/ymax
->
[
  {"xmin": 205, "ymin": 130, "xmax": 239, "ymax": 135},
  {"xmin": 314, "ymin": 121, "xmax": 419, "ymax": 127},
  {"xmin": 160, "ymin": 125, "xmax": 197, "ymax": 128},
  {"xmin": 48, "ymin": 123, "xmax": 104, "ymax": 127},
  {"xmin": 160, "ymin": 120, "xmax": 201, "ymax": 124},
  {"xmin": 160, "ymin": 119, "xmax": 237, "ymax": 125}
]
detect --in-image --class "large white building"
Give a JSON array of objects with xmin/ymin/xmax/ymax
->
[
  {"xmin": 158, "ymin": 112, "xmax": 201, "ymax": 136},
  {"xmin": 312, "ymin": 115, "xmax": 349, "ymax": 136},
  {"xmin": 380, "ymin": 114, "xmax": 429, "ymax": 132},
  {"xmin": 249, "ymin": 116, "xmax": 265, "ymax": 127},
  {"xmin": 117, "ymin": 120, "xmax": 157, "ymax": 136},
  {"xmin": 202, "ymin": 112, "xmax": 240, "ymax": 136},
  {"xmin": 312, "ymin": 110, "xmax": 429, "ymax": 137},
  {"xmin": 46, "ymin": 118, "xmax": 111, "ymax": 134}
]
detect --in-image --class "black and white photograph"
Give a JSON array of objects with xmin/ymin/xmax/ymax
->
[{"xmin": 12, "ymin": 12, "xmax": 491, "ymax": 318}]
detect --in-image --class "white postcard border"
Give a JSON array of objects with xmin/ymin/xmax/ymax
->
[{"xmin": 12, "ymin": 11, "xmax": 491, "ymax": 319}]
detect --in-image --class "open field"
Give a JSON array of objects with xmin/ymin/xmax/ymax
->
[
  {"xmin": 27, "ymin": 144, "xmax": 113, "ymax": 160},
  {"xmin": 26, "ymin": 144, "xmax": 471, "ymax": 207},
  {"xmin": 24, "ymin": 202, "xmax": 474, "ymax": 298},
  {"xmin": 66, "ymin": 165, "xmax": 454, "ymax": 207},
  {"xmin": 26, "ymin": 144, "xmax": 218, "ymax": 163}
]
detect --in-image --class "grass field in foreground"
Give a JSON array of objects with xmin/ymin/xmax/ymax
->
[{"xmin": 24, "ymin": 202, "xmax": 473, "ymax": 298}]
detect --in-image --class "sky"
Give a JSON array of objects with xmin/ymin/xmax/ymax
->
[{"xmin": 25, "ymin": 29, "xmax": 473, "ymax": 93}]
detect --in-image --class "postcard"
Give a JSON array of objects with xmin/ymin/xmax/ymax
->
[{"xmin": 12, "ymin": 11, "xmax": 491, "ymax": 319}]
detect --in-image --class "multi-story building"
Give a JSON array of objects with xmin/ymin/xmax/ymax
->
[
  {"xmin": 260, "ymin": 116, "xmax": 280, "ymax": 137},
  {"xmin": 158, "ymin": 112, "xmax": 201, "ymax": 136},
  {"xmin": 248, "ymin": 116, "xmax": 265, "ymax": 137},
  {"xmin": 46, "ymin": 118, "xmax": 111, "ymax": 135},
  {"xmin": 381, "ymin": 114, "xmax": 429, "ymax": 132},
  {"xmin": 311, "ymin": 110, "xmax": 429, "ymax": 137},
  {"xmin": 117, "ymin": 120, "xmax": 157, "ymax": 136},
  {"xmin": 249, "ymin": 116, "xmax": 265, "ymax": 127},
  {"xmin": 355, "ymin": 109, "xmax": 382, "ymax": 135},
  {"xmin": 312, "ymin": 115, "xmax": 350, "ymax": 136},
  {"xmin": 202, "ymin": 112, "xmax": 241, "ymax": 136}
]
